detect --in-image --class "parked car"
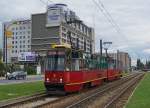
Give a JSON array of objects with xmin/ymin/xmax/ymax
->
[{"xmin": 6, "ymin": 71, "xmax": 27, "ymax": 80}]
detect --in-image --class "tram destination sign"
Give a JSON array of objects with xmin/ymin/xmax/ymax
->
[{"xmin": 48, "ymin": 51, "xmax": 65, "ymax": 55}]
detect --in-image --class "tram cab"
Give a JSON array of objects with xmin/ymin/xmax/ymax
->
[{"xmin": 44, "ymin": 44, "xmax": 82, "ymax": 92}]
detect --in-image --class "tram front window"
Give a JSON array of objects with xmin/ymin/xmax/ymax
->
[{"xmin": 46, "ymin": 51, "xmax": 65, "ymax": 71}]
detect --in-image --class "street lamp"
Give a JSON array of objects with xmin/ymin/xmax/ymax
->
[
  {"xmin": 103, "ymin": 41, "xmax": 112, "ymax": 57},
  {"xmin": 103, "ymin": 41, "xmax": 112, "ymax": 81}
]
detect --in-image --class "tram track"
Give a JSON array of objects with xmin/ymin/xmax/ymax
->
[{"xmin": 0, "ymin": 91, "xmax": 58, "ymax": 108}]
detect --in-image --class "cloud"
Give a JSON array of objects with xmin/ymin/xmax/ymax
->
[{"xmin": 143, "ymin": 49, "xmax": 150, "ymax": 54}]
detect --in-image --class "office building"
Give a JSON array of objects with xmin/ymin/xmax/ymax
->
[
  {"xmin": 31, "ymin": 3, "xmax": 95, "ymax": 56},
  {"xmin": 2, "ymin": 19, "xmax": 31, "ymax": 63}
]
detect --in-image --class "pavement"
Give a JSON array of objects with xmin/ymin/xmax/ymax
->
[{"xmin": 0, "ymin": 75, "xmax": 44, "ymax": 85}]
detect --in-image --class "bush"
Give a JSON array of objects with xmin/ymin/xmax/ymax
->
[
  {"xmin": 0, "ymin": 62, "xmax": 5, "ymax": 76},
  {"xmin": 25, "ymin": 66, "xmax": 36, "ymax": 75}
]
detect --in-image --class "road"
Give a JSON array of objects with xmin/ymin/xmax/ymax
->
[{"xmin": 0, "ymin": 75, "xmax": 44, "ymax": 85}]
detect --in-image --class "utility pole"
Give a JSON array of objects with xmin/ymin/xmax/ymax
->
[
  {"xmin": 4, "ymin": 24, "xmax": 7, "ymax": 66},
  {"xmin": 100, "ymin": 39, "xmax": 102, "ymax": 56},
  {"xmin": 3, "ymin": 24, "xmax": 6, "ymax": 64},
  {"xmin": 117, "ymin": 50, "xmax": 119, "ymax": 69},
  {"xmin": 103, "ymin": 41, "xmax": 112, "ymax": 81}
]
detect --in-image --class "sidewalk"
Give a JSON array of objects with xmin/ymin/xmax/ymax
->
[{"xmin": 0, "ymin": 77, "xmax": 5, "ymax": 80}]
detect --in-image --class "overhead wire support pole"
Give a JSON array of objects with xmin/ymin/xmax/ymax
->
[{"xmin": 100, "ymin": 39, "xmax": 103, "ymax": 57}]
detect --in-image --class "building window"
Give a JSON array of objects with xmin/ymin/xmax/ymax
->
[
  {"xmin": 15, "ymin": 41, "xmax": 17, "ymax": 44},
  {"xmin": 15, "ymin": 46, "xmax": 17, "ymax": 48},
  {"xmin": 20, "ymin": 45, "xmax": 22, "ymax": 48},
  {"xmin": 20, "ymin": 41, "xmax": 22, "ymax": 43},
  {"xmin": 20, "ymin": 36, "xmax": 22, "ymax": 39},
  {"xmin": 62, "ymin": 38, "xmax": 66, "ymax": 43},
  {"xmin": 23, "ymin": 45, "xmax": 25, "ymax": 48},
  {"xmin": 16, "ymin": 36, "xmax": 18, "ymax": 39},
  {"xmin": 62, "ymin": 27, "xmax": 66, "ymax": 32},
  {"xmin": 28, "ymin": 31, "xmax": 30, "ymax": 34},
  {"xmin": 12, "ymin": 50, "xmax": 14, "ymax": 53},
  {"xmin": 23, "ymin": 26, "xmax": 26, "ymax": 29},
  {"xmin": 12, "ymin": 28, "xmax": 15, "ymax": 31},
  {"xmin": 23, "ymin": 40, "xmax": 25, "ymax": 43},
  {"xmin": 16, "ymin": 27, "xmax": 18, "ymax": 30},
  {"xmin": 12, "ymin": 41, "xmax": 14, "ymax": 44},
  {"xmin": 23, "ymin": 36, "xmax": 25, "ymax": 39},
  {"xmin": 28, "ymin": 36, "xmax": 30, "ymax": 38},
  {"xmin": 28, "ymin": 40, "xmax": 30, "ymax": 43},
  {"xmin": 62, "ymin": 33, "xmax": 66, "ymax": 38},
  {"xmin": 28, "ymin": 45, "xmax": 30, "ymax": 48},
  {"xmin": 20, "ymin": 26, "xmax": 22, "ymax": 30},
  {"xmin": 20, "ymin": 50, "xmax": 22, "ymax": 52},
  {"xmin": 15, "ymin": 50, "xmax": 17, "ymax": 53},
  {"xmin": 16, "ymin": 32, "xmax": 18, "ymax": 35}
]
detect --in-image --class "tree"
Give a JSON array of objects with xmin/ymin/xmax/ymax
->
[
  {"xmin": 0, "ymin": 49, "xmax": 2, "ymax": 62},
  {"xmin": 0, "ymin": 49, "xmax": 6, "ymax": 76},
  {"xmin": 0, "ymin": 62, "xmax": 5, "ymax": 76},
  {"xmin": 136, "ymin": 59, "xmax": 144, "ymax": 70},
  {"xmin": 145, "ymin": 60, "xmax": 150, "ymax": 69}
]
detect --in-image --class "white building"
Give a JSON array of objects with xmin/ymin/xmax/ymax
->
[{"xmin": 2, "ymin": 19, "xmax": 31, "ymax": 63}]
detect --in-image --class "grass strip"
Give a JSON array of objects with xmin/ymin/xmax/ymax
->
[
  {"xmin": 0, "ymin": 81, "xmax": 45, "ymax": 101},
  {"xmin": 126, "ymin": 73, "xmax": 150, "ymax": 108}
]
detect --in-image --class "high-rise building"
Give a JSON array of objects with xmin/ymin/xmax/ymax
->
[
  {"xmin": 31, "ymin": 4, "xmax": 95, "ymax": 56},
  {"xmin": 2, "ymin": 19, "xmax": 31, "ymax": 63}
]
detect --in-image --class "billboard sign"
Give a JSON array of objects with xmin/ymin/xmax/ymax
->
[
  {"xmin": 18, "ymin": 52, "xmax": 36, "ymax": 62},
  {"xmin": 46, "ymin": 7, "xmax": 61, "ymax": 27}
]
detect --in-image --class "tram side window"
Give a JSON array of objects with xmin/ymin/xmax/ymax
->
[
  {"xmin": 89, "ymin": 60, "xmax": 98, "ymax": 70},
  {"xmin": 71, "ymin": 59, "xmax": 79, "ymax": 71},
  {"xmin": 108, "ymin": 62, "xmax": 115, "ymax": 69}
]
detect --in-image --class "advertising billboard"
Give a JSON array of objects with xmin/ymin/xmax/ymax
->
[
  {"xmin": 46, "ymin": 7, "xmax": 61, "ymax": 27},
  {"xmin": 18, "ymin": 52, "xmax": 36, "ymax": 62}
]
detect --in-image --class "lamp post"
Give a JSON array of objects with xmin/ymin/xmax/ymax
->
[
  {"xmin": 103, "ymin": 41, "xmax": 112, "ymax": 81},
  {"xmin": 103, "ymin": 41, "xmax": 112, "ymax": 57}
]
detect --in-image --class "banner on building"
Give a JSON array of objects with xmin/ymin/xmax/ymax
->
[
  {"xmin": 46, "ymin": 6, "xmax": 61, "ymax": 27},
  {"xmin": 18, "ymin": 52, "xmax": 36, "ymax": 62}
]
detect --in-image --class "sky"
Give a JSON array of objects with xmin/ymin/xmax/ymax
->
[{"xmin": 0, "ymin": 0, "xmax": 150, "ymax": 65}]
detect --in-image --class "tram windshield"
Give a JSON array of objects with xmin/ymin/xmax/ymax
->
[{"xmin": 46, "ymin": 51, "xmax": 65, "ymax": 71}]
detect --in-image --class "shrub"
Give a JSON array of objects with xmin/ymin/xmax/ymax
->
[{"xmin": 26, "ymin": 66, "xmax": 36, "ymax": 75}]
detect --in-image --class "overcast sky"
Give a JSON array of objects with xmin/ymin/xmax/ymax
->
[{"xmin": 0, "ymin": 0, "xmax": 150, "ymax": 65}]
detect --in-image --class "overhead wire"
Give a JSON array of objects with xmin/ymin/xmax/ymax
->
[{"xmin": 92, "ymin": 0, "xmax": 144, "ymax": 60}]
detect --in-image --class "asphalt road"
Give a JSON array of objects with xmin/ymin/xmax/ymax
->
[{"xmin": 0, "ymin": 75, "xmax": 44, "ymax": 85}]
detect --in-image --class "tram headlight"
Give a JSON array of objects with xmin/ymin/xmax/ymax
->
[
  {"xmin": 60, "ymin": 78, "xmax": 63, "ymax": 83},
  {"xmin": 46, "ymin": 78, "xmax": 50, "ymax": 82}
]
